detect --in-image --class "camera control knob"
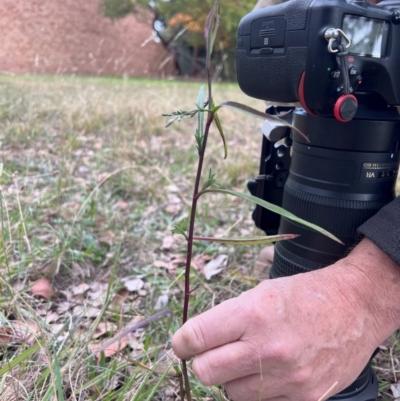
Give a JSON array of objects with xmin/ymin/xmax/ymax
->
[
  {"xmin": 334, "ymin": 94, "xmax": 358, "ymax": 122},
  {"xmin": 392, "ymin": 9, "xmax": 400, "ymax": 24}
]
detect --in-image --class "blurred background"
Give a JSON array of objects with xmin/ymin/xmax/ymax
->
[{"xmin": 0, "ymin": 0, "xmax": 257, "ymax": 81}]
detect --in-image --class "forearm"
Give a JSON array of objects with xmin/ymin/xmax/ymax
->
[{"xmin": 335, "ymin": 237, "xmax": 400, "ymax": 346}]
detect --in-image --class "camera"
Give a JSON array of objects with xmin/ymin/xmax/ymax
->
[
  {"xmin": 237, "ymin": 0, "xmax": 400, "ymax": 120},
  {"xmin": 238, "ymin": 3, "xmax": 400, "ymax": 398},
  {"xmin": 237, "ymin": 0, "xmax": 400, "ymax": 401},
  {"xmin": 237, "ymin": 0, "xmax": 400, "ymax": 276}
]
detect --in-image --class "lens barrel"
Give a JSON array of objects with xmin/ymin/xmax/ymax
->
[
  {"xmin": 270, "ymin": 110, "xmax": 400, "ymax": 278},
  {"xmin": 268, "ymin": 109, "xmax": 400, "ymax": 401}
]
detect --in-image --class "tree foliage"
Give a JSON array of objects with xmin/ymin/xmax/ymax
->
[{"xmin": 99, "ymin": 0, "xmax": 255, "ymax": 79}]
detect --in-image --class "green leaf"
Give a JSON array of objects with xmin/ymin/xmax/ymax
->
[
  {"xmin": 195, "ymin": 128, "xmax": 204, "ymax": 153},
  {"xmin": 0, "ymin": 342, "xmax": 41, "ymax": 376},
  {"xmin": 204, "ymin": 0, "xmax": 221, "ymax": 72},
  {"xmin": 197, "ymin": 86, "xmax": 205, "ymax": 130},
  {"xmin": 193, "ymin": 234, "xmax": 298, "ymax": 245},
  {"xmin": 200, "ymin": 188, "xmax": 343, "ymax": 244},
  {"xmin": 163, "ymin": 109, "xmax": 200, "ymax": 128},
  {"xmin": 196, "ymin": 86, "xmax": 205, "ymax": 153},
  {"xmin": 212, "ymin": 102, "xmax": 227, "ymax": 159},
  {"xmin": 172, "ymin": 219, "xmax": 188, "ymax": 238},
  {"xmin": 218, "ymin": 101, "xmax": 310, "ymax": 143},
  {"xmin": 202, "ymin": 169, "xmax": 220, "ymax": 191},
  {"xmin": 52, "ymin": 352, "xmax": 65, "ymax": 401}
]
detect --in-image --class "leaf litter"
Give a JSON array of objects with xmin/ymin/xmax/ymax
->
[{"xmin": 3, "ymin": 274, "xmax": 170, "ymax": 377}]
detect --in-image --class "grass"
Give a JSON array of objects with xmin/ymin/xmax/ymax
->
[{"xmin": 0, "ymin": 73, "xmax": 399, "ymax": 400}]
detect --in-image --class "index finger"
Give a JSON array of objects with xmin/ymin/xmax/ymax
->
[{"xmin": 172, "ymin": 296, "xmax": 246, "ymax": 360}]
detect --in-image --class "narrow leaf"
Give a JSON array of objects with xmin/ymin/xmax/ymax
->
[
  {"xmin": 212, "ymin": 102, "xmax": 227, "ymax": 159},
  {"xmin": 165, "ymin": 118, "xmax": 176, "ymax": 128},
  {"xmin": 195, "ymin": 129, "xmax": 204, "ymax": 153},
  {"xmin": 52, "ymin": 352, "xmax": 65, "ymax": 401},
  {"xmin": 193, "ymin": 234, "xmax": 298, "ymax": 245},
  {"xmin": 202, "ymin": 169, "xmax": 220, "ymax": 191},
  {"xmin": 172, "ymin": 218, "xmax": 188, "ymax": 238},
  {"xmin": 200, "ymin": 188, "xmax": 343, "ymax": 244},
  {"xmin": 197, "ymin": 86, "xmax": 205, "ymax": 140},
  {"xmin": 219, "ymin": 101, "xmax": 309, "ymax": 143},
  {"xmin": 0, "ymin": 343, "xmax": 41, "ymax": 376},
  {"xmin": 204, "ymin": 0, "xmax": 221, "ymax": 71}
]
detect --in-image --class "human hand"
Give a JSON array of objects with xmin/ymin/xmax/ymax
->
[{"xmin": 172, "ymin": 239, "xmax": 400, "ymax": 401}]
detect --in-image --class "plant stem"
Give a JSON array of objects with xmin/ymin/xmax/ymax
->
[
  {"xmin": 182, "ymin": 111, "xmax": 214, "ymax": 325},
  {"xmin": 180, "ymin": 82, "xmax": 214, "ymax": 401},
  {"xmin": 182, "ymin": 360, "xmax": 191, "ymax": 401}
]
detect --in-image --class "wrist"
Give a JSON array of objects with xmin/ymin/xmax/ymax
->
[{"xmin": 335, "ymin": 238, "xmax": 400, "ymax": 345}]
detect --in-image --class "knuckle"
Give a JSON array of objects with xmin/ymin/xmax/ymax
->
[
  {"xmin": 268, "ymin": 342, "xmax": 292, "ymax": 364},
  {"xmin": 192, "ymin": 357, "xmax": 213, "ymax": 386},
  {"xmin": 223, "ymin": 382, "xmax": 241, "ymax": 401},
  {"xmin": 289, "ymin": 367, "xmax": 312, "ymax": 386},
  {"xmin": 180, "ymin": 318, "xmax": 206, "ymax": 355},
  {"xmin": 224, "ymin": 380, "xmax": 260, "ymax": 401}
]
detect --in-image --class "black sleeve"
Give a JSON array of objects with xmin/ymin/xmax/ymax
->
[{"xmin": 357, "ymin": 196, "xmax": 400, "ymax": 265}]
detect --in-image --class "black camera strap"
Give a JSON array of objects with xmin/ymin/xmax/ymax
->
[{"xmin": 336, "ymin": 44, "xmax": 351, "ymax": 95}]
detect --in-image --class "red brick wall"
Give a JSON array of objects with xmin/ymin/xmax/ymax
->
[{"xmin": 0, "ymin": 0, "xmax": 176, "ymax": 77}]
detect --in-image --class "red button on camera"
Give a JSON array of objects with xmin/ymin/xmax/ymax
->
[{"xmin": 334, "ymin": 94, "xmax": 358, "ymax": 122}]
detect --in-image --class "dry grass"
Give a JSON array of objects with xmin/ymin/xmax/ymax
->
[{"xmin": 0, "ymin": 74, "xmax": 398, "ymax": 400}]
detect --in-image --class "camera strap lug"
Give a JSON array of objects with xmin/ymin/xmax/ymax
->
[{"xmin": 324, "ymin": 28, "xmax": 351, "ymax": 53}]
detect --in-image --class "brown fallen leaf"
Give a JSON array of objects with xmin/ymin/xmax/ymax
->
[
  {"xmin": 168, "ymin": 254, "xmax": 212, "ymax": 271},
  {"xmin": 192, "ymin": 255, "xmax": 213, "ymax": 271},
  {"xmin": 111, "ymin": 288, "xmax": 130, "ymax": 308},
  {"xmin": 73, "ymin": 305, "xmax": 100, "ymax": 319},
  {"xmin": 202, "ymin": 255, "xmax": 228, "ymax": 280},
  {"xmin": 11, "ymin": 320, "xmax": 39, "ymax": 344},
  {"xmin": 154, "ymin": 294, "xmax": 169, "ymax": 310},
  {"xmin": 93, "ymin": 322, "xmax": 118, "ymax": 339},
  {"xmin": 154, "ymin": 260, "xmax": 171, "ymax": 270},
  {"xmin": 99, "ymin": 230, "xmax": 115, "ymax": 246},
  {"xmin": 114, "ymin": 200, "xmax": 129, "ymax": 210},
  {"xmin": 31, "ymin": 278, "xmax": 54, "ymax": 299},
  {"xmin": 164, "ymin": 203, "xmax": 182, "ymax": 216},
  {"xmin": 71, "ymin": 283, "xmax": 90, "ymax": 296},
  {"xmin": 124, "ymin": 278, "xmax": 144, "ymax": 292},
  {"xmin": 0, "ymin": 329, "xmax": 14, "ymax": 344},
  {"xmin": 162, "ymin": 235, "xmax": 176, "ymax": 250},
  {"xmin": 88, "ymin": 331, "xmax": 129, "ymax": 359},
  {"xmin": 45, "ymin": 312, "xmax": 60, "ymax": 324}
]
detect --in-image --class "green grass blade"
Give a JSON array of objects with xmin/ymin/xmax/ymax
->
[
  {"xmin": 52, "ymin": 352, "xmax": 65, "ymax": 401},
  {"xmin": 0, "ymin": 342, "xmax": 41, "ymax": 376},
  {"xmin": 132, "ymin": 367, "xmax": 158, "ymax": 401},
  {"xmin": 193, "ymin": 234, "xmax": 298, "ymax": 245},
  {"xmin": 144, "ymin": 362, "xmax": 174, "ymax": 401},
  {"xmin": 200, "ymin": 188, "xmax": 343, "ymax": 244}
]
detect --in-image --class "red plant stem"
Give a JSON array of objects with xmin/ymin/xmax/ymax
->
[
  {"xmin": 180, "ymin": 54, "xmax": 215, "ymax": 401},
  {"xmin": 182, "ymin": 111, "xmax": 214, "ymax": 325},
  {"xmin": 180, "ymin": 103, "xmax": 214, "ymax": 401},
  {"xmin": 182, "ymin": 360, "xmax": 191, "ymax": 401}
]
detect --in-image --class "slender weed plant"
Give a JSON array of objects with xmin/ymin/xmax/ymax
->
[{"xmin": 163, "ymin": 1, "xmax": 341, "ymax": 399}]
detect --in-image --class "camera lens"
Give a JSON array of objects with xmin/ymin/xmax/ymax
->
[{"xmin": 270, "ymin": 110, "xmax": 400, "ymax": 278}]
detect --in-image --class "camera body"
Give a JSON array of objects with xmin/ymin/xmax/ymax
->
[
  {"xmin": 239, "ymin": 2, "xmax": 400, "ymax": 399},
  {"xmin": 236, "ymin": 0, "xmax": 400, "ymax": 119}
]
